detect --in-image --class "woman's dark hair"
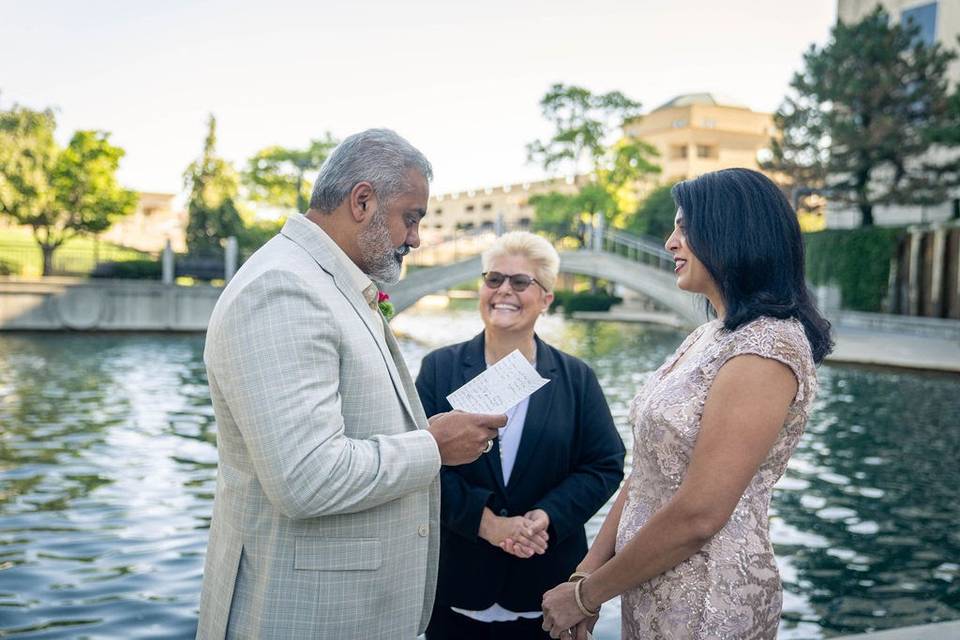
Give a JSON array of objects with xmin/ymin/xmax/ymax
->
[{"xmin": 671, "ymin": 168, "xmax": 833, "ymax": 364}]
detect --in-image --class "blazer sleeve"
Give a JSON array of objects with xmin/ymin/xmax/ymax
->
[
  {"xmin": 207, "ymin": 269, "xmax": 440, "ymax": 520},
  {"xmin": 534, "ymin": 366, "xmax": 625, "ymax": 543},
  {"xmin": 415, "ymin": 350, "xmax": 494, "ymax": 542}
]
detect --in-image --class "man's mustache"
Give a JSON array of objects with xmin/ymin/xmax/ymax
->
[{"xmin": 395, "ymin": 245, "xmax": 412, "ymax": 257}]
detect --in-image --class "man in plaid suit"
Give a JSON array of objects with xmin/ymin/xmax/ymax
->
[{"xmin": 196, "ymin": 129, "xmax": 505, "ymax": 639}]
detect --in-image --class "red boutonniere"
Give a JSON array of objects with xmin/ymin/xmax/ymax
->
[{"xmin": 377, "ymin": 291, "xmax": 395, "ymax": 321}]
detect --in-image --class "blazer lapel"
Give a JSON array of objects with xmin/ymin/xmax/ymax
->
[
  {"xmin": 381, "ymin": 318, "xmax": 429, "ymax": 428},
  {"xmin": 279, "ymin": 214, "xmax": 420, "ymax": 428},
  {"xmin": 505, "ymin": 335, "xmax": 558, "ymax": 490},
  {"xmin": 461, "ymin": 333, "xmax": 506, "ymax": 491}
]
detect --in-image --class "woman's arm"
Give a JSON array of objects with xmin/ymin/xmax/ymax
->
[
  {"xmin": 576, "ymin": 479, "xmax": 629, "ymax": 573},
  {"xmin": 542, "ymin": 354, "xmax": 798, "ymax": 633}
]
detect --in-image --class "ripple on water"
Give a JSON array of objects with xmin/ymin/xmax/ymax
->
[{"xmin": 1, "ymin": 325, "xmax": 959, "ymax": 639}]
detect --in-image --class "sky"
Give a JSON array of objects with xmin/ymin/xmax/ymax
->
[{"xmin": 1, "ymin": 0, "xmax": 837, "ymax": 203}]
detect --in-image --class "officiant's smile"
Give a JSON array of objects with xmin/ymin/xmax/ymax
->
[{"xmin": 480, "ymin": 254, "xmax": 554, "ymax": 355}]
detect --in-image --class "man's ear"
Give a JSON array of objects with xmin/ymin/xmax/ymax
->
[{"xmin": 349, "ymin": 181, "xmax": 375, "ymax": 223}]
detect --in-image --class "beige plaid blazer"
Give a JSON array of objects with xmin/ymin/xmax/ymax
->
[{"xmin": 196, "ymin": 214, "xmax": 441, "ymax": 639}]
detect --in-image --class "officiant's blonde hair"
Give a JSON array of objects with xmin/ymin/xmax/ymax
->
[{"xmin": 482, "ymin": 231, "xmax": 560, "ymax": 292}]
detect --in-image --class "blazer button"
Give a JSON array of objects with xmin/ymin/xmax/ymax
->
[
  {"xmin": 418, "ymin": 525, "xmax": 429, "ymax": 537},
  {"xmin": 499, "ymin": 509, "xmax": 509, "ymax": 516}
]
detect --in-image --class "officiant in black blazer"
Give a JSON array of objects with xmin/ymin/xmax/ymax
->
[{"xmin": 416, "ymin": 232, "xmax": 625, "ymax": 640}]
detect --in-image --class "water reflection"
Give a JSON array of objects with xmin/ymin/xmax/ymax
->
[
  {"xmin": 0, "ymin": 318, "xmax": 958, "ymax": 639},
  {"xmin": 774, "ymin": 366, "xmax": 960, "ymax": 635},
  {"xmin": 0, "ymin": 334, "xmax": 214, "ymax": 639}
]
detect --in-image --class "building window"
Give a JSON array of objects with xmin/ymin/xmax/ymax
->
[
  {"xmin": 481, "ymin": 220, "xmax": 495, "ymax": 230},
  {"xmin": 702, "ymin": 119, "xmax": 716, "ymax": 129},
  {"xmin": 482, "ymin": 203, "xmax": 492, "ymax": 211},
  {"xmin": 670, "ymin": 145, "xmax": 688, "ymax": 159},
  {"xmin": 434, "ymin": 208, "xmax": 443, "ymax": 215},
  {"xmin": 901, "ymin": 2, "xmax": 937, "ymax": 47},
  {"xmin": 465, "ymin": 205, "xmax": 475, "ymax": 213},
  {"xmin": 519, "ymin": 217, "xmax": 531, "ymax": 228},
  {"xmin": 696, "ymin": 145, "xmax": 715, "ymax": 158},
  {"xmin": 671, "ymin": 119, "xmax": 688, "ymax": 128}
]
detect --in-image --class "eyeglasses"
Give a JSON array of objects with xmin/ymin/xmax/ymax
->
[{"xmin": 481, "ymin": 271, "xmax": 548, "ymax": 293}]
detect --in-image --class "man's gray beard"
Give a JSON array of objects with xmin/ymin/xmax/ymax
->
[{"xmin": 358, "ymin": 208, "xmax": 403, "ymax": 285}]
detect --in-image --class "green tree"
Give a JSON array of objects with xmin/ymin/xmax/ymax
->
[
  {"xmin": 183, "ymin": 114, "xmax": 243, "ymax": 255},
  {"xmin": 527, "ymin": 83, "xmax": 643, "ymax": 175},
  {"xmin": 242, "ymin": 134, "xmax": 337, "ymax": 212},
  {"xmin": 625, "ymin": 183, "xmax": 678, "ymax": 240},
  {"xmin": 236, "ymin": 216, "xmax": 284, "ymax": 257},
  {"xmin": 528, "ymin": 191, "xmax": 583, "ymax": 239},
  {"xmin": 0, "ymin": 103, "xmax": 137, "ymax": 275},
  {"xmin": 927, "ymin": 79, "xmax": 960, "ymax": 219},
  {"xmin": 526, "ymin": 84, "xmax": 659, "ymax": 241},
  {"xmin": 765, "ymin": 8, "xmax": 959, "ymax": 226}
]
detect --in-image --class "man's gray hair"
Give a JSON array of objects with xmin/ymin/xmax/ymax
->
[{"xmin": 309, "ymin": 128, "xmax": 433, "ymax": 213}]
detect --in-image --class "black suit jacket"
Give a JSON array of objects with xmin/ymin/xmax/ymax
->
[{"xmin": 415, "ymin": 332, "xmax": 625, "ymax": 613}]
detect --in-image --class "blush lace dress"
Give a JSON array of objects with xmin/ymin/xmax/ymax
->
[{"xmin": 616, "ymin": 316, "xmax": 817, "ymax": 639}]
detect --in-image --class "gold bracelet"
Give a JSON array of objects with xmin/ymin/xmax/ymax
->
[
  {"xmin": 574, "ymin": 577, "xmax": 600, "ymax": 617},
  {"xmin": 568, "ymin": 571, "xmax": 590, "ymax": 582}
]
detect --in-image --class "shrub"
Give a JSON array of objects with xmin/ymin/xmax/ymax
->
[
  {"xmin": 90, "ymin": 259, "xmax": 162, "ymax": 280},
  {"xmin": 625, "ymin": 183, "xmax": 677, "ymax": 240},
  {"xmin": 803, "ymin": 227, "xmax": 904, "ymax": 312},
  {"xmin": 551, "ymin": 289, "xmax": 623, "ymax": 315}
]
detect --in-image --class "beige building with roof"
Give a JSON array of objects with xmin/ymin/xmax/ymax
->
[
  {"xmin": 0, "ymin": 191, "xmax": 185, "ymax": 253},
  {"xmin": 623, "ymin": 93, "xmax": 776, "ymax": 186},
  {"xmin": 427, "ymin": 93, "xmax": 776, "ymax": 238},
  {"xmin": 100, "ymin": 192, "xmax": 186, "ymax": 252}
]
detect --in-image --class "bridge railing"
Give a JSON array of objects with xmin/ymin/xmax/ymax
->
[
  {"xmin": 404, "ymin": 221, "xmax": 674, "ymax": 273},
  {"xmin": 405, "ymin": 228, "xmax": 500, "ymax": 267},
  {"xmin": 599, "ymin": 229, "xmax": 675, "ymax": 273}
]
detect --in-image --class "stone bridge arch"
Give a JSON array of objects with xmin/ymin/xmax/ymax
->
[{"xmin": 384, "ymin": 250, "xmax": 700, "ymax": 326}]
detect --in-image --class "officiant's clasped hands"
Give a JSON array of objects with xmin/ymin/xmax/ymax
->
[{"xmin": 480, "ymin": 507, "xmax": 550, "ymax": 558}]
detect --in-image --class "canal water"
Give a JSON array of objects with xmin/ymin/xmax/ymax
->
[{"xmin": 0, "ymin": 309, "xmax": 957, "ymax": 638}]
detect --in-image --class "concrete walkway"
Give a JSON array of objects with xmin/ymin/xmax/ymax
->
[
  {"xmin": 575, "ymin": 308, "xmax": 960, "ymax": 374},
  {"xmin": 829, "ymin": 325, "xmax": 960, "ymax": 373},
  {"xmin": 833, "ymin": 620, "xmax": 960, "ymax": 639}
]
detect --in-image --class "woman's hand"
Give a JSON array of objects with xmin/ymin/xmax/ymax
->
[
  {"xmin": 478, "ymin": 508, "xmax": 548, "ymax": 556},
  {"xmin": 572, "ymin": 615, "xmax": 598, "ymax": 640},
  {"xmin": 500, "ymin": 508, "xmax": 550, "ymax": 558},
  {"xmin": 541, "ymin": 581, "xmax": 588, "ymax": 638}
]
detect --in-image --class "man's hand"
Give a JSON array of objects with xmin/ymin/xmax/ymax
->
[
  {"xmin": 427, "ymin": 411, "xmax": 505, "ymax": 466},
  {"xmin": 478, "ymin": 507, "xmax": 548, "ymax": 556}
]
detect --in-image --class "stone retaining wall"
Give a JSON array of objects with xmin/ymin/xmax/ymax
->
[{"xmin": 0, "ymin": 277, "xmax": 220, "ymax": 331}]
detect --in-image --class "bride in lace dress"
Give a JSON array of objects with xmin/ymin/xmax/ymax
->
[{"xmin": 542, "ymin": 168, "xmax": 833, "ymax": 640}]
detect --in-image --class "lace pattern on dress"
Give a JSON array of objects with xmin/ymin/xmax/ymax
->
[{"xmin": 617, "ymin": 316, "xmax": 817, "ymax": 640}]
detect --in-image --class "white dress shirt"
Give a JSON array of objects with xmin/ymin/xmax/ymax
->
[
  {"xmin": 311, "ymin": 225, "xmax": 384, "ymax": 339},
  {"xmin": 451, "ymin": 360, "xmax": 540, "ymax": 623}
]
